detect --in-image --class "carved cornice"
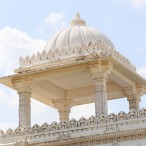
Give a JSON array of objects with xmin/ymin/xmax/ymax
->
[{"xmin": 15, "ymin": 42, "xmax": 136, "ymax": 74}]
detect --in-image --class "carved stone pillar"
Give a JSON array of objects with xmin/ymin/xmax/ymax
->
[
  {"xmin": 128, "ymin": 95, "xmax": 140, "ymax": 111},
  {"xmin": 58, "ymin": 107, "xmax": 70, "ymax": 122},
  {"xmin": 90, "ymin": 61, "xmax": 113, "ymax": 117},
  {"xmin": 93, "ymin": 72, "xmax": 108, "ymax": 117},
  {"xmin": 54, "ymin": 100, "xmax": 71, "ymax": 122},
  {"xmin": 12, "ymin": 77, "xmax": 32, "ymax": 128},
  {"xmin": 18, "ymin": 88, "xmax": 31, "ymax": 128},
  {"xmin": 123, "ymin": 86, "xmax": 141, "ymax": 111}
]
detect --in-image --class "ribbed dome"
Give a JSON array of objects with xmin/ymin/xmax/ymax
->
[{"xmin": 45, "ymin": 13, "xmax": 114, "ymax": 51}]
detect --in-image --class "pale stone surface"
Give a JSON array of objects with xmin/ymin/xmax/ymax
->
[
  {"xmin": 0, "ymin": 109, "xmax": 146, "ymax": 145},
  {"xmin": 123, "ymin": 86, "xmax": 141, "ymax": 111},
  {"xmin": 54, "ymin": 99, "xmax": 71, "ymax": 121},
  {"xmin": 90, "ymin": 61, "xmax": 113, "ymax": 117},
  {"xmin": 12, "ymin": 77, "xmax": 32, "ymax": 128},
  {"xmin": 19, "ymin": 90, "xmax": 31, "ymax": 128},
  {"xmin": 0, "ymin": 13, "xmax": 146, "ymax": 146}
]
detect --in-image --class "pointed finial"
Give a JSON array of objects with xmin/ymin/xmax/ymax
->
[
  {"xmin": 75, "ymin": 12, "xmax": 80, "ymax": 19},
  {"xmin": 70, "ymin": 12, "xmax": 86, "ymax": 27}
]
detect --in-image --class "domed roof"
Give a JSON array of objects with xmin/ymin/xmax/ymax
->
[{"xmin": 45, "ymin": 13, "xmax": 114, "ymax": 51}]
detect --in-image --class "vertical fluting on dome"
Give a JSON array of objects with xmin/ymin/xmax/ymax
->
[{"xmin": 70, "ymin": 13, "xmax": 86, "ymax": 27}]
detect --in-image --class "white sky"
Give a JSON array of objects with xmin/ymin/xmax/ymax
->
[{"xmin": 0, "ymin": 0, "xmax": 146, "ymax": 131}]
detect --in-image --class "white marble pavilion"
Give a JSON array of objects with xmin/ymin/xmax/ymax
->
[{"xmin": 0, "ymin": 13, "xmax": 146, "ymax": 146}]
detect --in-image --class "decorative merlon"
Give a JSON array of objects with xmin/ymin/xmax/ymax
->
[
  {"xmin": 15, "ymin": 41, "xmax": 136, "ymax": 73},
  {"xmin": 0, "ymin": 108, "xmax": 146, "ymax": 145}
]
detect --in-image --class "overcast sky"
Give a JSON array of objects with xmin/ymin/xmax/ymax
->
[{"xmin": 0, "ymin": 0, "xmax": 146, "ymax": 131}]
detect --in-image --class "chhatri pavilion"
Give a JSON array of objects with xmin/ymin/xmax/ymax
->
[{"xmin": 0, "ymin": 13, "xmax": 146, "ymax": 146}]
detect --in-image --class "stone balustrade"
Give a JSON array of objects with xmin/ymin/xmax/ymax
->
[
  {"xmin": 15, "ymin": 41, "xmax": 136, "ymax": 73},
  {"xmin": 0, "ymin": 108, "xmax": 146, "ymax": 145}
]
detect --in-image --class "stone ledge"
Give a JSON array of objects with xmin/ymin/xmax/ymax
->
[{"xmin": 0, "ymin": 108, "xmax": 146, "ymax": 145}]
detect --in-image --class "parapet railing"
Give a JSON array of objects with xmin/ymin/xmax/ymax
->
[{"xmin": 0, "ymin": 108, "xmax": 146, "ymax": 145}]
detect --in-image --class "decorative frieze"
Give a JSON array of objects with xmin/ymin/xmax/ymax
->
[
  {"xmin": 0, "ymin": 108, "xmax": 146, "ymax": 146},
  {"xmin": 15, "ymin": 41, "xmax": 136, "ymax": 73}
]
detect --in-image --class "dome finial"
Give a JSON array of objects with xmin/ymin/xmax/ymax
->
[
  {"xmin": 76, "ymin": 12, "xmax": 80, "ymax": 19},
  {"xmin": 70, "ymin": 12, "xmax": 86, "ymax": 27}
]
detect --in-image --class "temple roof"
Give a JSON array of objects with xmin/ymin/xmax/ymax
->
[{"xmin": 45, "ymin": 13, "xmax": 114, "ymax": 51}]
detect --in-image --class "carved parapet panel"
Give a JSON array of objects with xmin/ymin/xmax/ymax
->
[
  {"xmin": 50, "ymin": 122, "xmax": 59, "ymax": 131},
  {"xmin": 128, "ymin": 109, "xmax": 138, "ymax": 119},
  {"xmin": 108, "ymin": 113, "xmax": 117, "ymax": 122},
  {"xmin": 14, "ymin": 127, "xmax": 23, "ymax": 136},
  {"xmin": 88, "ymin": 116, "xmax": 96, "ymax": 125},
  {"xmin": 72, "ymin": 46, "xmax": 80, "ymax": 55},
  {"xmin": 42, "ymin": 123, "xmax": 50, "ymax": 132},
  {"xmin": 60, "ymin": 47, "xmax": 67, "ymax": 57},
  {"xmin": 32, "ymin": 124, "xmax": 41, "ymax": 133},
  {"xmin": 69, "ymin": 118, "xmax": 78, "ymax": 128},
  {"xmin": 139, "ymin": 108, "xmax": 146, "ymax": 118},
  {"xmin": 87, "ymin": 42, "xmax": 95, "ymax": 53},
  {"xmin": 57, "ymin": 131, "xmax": 70, "ymax": 141},
  {"xmin": 41, "ymin": 50, "xmax": 47, "ymax": 61},
  {"xmin": 54, "ymin": 49, "xmax": 61, "ymax": 59},
  {"xmin": 31, "ymin": 54, "xmax": 37, "ymax": 64},
  {"xmin": 37, "ymin": 52, "xmax": 41, "ymax": 61},
  {"xmin": 117, "ymin": 111, "xmax": 127, "ymax": 121},
  {"xmin": 6, "ymin": 128, "xmax": 14, "ymax": 137},
  {"xmin": 23, "ymin": 127, "xmax": 31, "ymax": 135},
  {"xmin": 59, "ymin": 121, "xmax": 68, "ymax": 130},
  {"xmin": 78, "ymin": 117, "xmax": 88, "ymax": 127},
  {"xmin": 97, "ymin": 114, "xmax": 107, "ymax": 124},
  {"xmin": 48, "ymin": 50, "xmax": 54, "ymax": 60},
  {"xmin": 25, "ymin": 56, "xmax": 31, "ymax": 66}
]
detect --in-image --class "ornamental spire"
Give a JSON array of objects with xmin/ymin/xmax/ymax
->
[{"xmin": 70, "ymin": 12, "xmax": 86, "ymax": 27}]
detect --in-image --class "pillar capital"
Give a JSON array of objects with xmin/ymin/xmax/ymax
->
[
  {"xmin": 89, "ymin": 61, "xmax": 113, "ymax": 81},
  {"xmin": 12, "ymin": 77, "xmax": 32, "ymax": 94},
  {"xmin": 136, "ymin": 84, "xmax": 146, "ymax": 97},
  {"xmin": 54, "ymin": 99, "xmax": 71, "ymax": 122},
  {"xmin": 123, "ymin": 86, "xmax": 141, "ymax": 111}
]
